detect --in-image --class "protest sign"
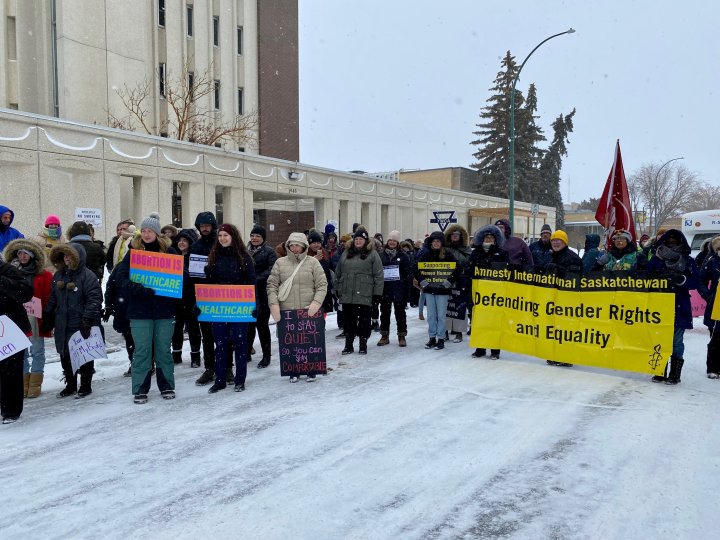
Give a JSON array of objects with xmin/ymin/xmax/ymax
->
[
  {"xmin": 0, "ymin": 315, "xmax": 32, "ymax": 361},
  {"xmin": 470, "ymin": 268, "xmax": 675, "ymax": 375},
  {"xmin": 74, "ymin": 207, "xmax": 103, "ymax": 227},
  {"xmin": 277, "ymin": 309, "xmax": 326, "ymax": 376},
  {"xmin": 23, "ymin": 297, "xmax": 42, "ymax": 318},
  {"xmin": 416, "ymin": 261, "xmax": 456, "ymax": 285},
  {"xmin": 188, "ymin": 254, "xmax": 208, "ymax": 278},
  {"xmin": 130, "ymin": 251, "xmax": 184, "ymax": 298},
  {"xmin": 68, "ymin": 327, "xmax": 107, "ymax": 374},
  {"xmin": 195, "ymin": 284, "xmax": 256, "ymax": 322},
  {"xmin": 446, "ymin": 287, "xmax": 467, "ymax": 321}
]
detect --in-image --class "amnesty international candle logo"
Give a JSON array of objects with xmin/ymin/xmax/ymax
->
[{"xmin": 470, "ymin": 267, "xmax": 675, "ymax": 375}]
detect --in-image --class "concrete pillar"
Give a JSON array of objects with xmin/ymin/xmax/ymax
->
[
  {"xmin": 243, "ymin": 187, "xmax": 254, "ymax": 233},
  {"xmin": 186, "ymin": 181, "xmax": 206, "ymax": 227}
]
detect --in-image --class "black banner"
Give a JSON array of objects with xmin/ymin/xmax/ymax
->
[{"xmin": 277, "ymin": 309, "xmax": 327, "ymax": 376}]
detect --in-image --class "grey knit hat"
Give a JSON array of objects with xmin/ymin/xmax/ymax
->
[{"xmin": 140, "ymin": 212, "xmax": 162, "ymax": 235}]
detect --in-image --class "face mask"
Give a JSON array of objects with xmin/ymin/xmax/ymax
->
[{"xmin": 482, "ymin": 242, "xmax": 493, "ymax": 250}]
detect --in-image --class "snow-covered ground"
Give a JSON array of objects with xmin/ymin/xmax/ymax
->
[{"xmin": 3, "ymin": 311, "xmax": 719, "ymax": 540}]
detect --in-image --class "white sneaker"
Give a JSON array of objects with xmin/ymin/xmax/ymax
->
[
  {"xmin": 289, "ymin": 376, "xmax": 299, "ymax": 383},
  {"xmin": 307, "ymin": 374, "xmax": 316, "ymax": 382},
  {"xmin": 708, "ymin": 373, "xmax": 719, "ymax": 379}
]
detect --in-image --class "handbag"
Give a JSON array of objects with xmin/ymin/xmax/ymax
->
[{"xmin": 277, "ymin": 257, "xmax": 306, "ymax": 302}]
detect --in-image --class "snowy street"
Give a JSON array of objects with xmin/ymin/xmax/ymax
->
[{"xmin": 2, "ymin": 312, "xmax": 719, "ymax": 540}]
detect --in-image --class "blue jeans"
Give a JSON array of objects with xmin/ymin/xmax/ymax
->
[
  {"xmin": 672, "ymin": 327, "xmax": 685, "ymax": 358},
  {"xmin": 425, "ymin": 294, "xmax": 449, "ymax": 340},
  {"xmin": 23, "ymin": 336, "xmax": 46, "ymax": 373},
  {"xmin": 418, "ymin": 292, "xmax": 426, "ymax": 316},
  {"xmin": 212, "ymin": 322, "xmax": 249, "ymax": 386}
]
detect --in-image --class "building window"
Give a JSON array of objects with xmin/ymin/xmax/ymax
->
[
  {"xmin": 213, "ymin": 16, "xmax": 219, "ymax": 46},
  {"xmin": 6, "ymin": 17, "xmax": 17, "ymax": 60},
  {"xmin": 237, "ymin": 26, "xmax": 243, "ymax": 55},
  {"xmin": 188, "ymin": 72, "xmax": 194, "ymax": 101},
  {"xmin": 158, "ymin": 0, "xmax": 165, "ymax": 27},
  {"xmin": 186, "ymin": 5, "xmax": 193, "ymax": 37},
  {"xmin": 159, "ymin": 63, "xmax": 166, "ymax": 97},
  {"xmin": 214, "ymin": 80, "xmax": 220, "ymax": 109},
  {"xmin": 237, "ymin": 87, "xmax": 244, "ymax": 115}
]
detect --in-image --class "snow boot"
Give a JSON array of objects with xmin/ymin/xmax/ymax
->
[
  {"xmin": 27, "ymin": 373, "xmax": 43, "ymax": 398},
  {"xmin": 472, "ymin": 348, "xmax": 486, "ymax": 358},
  {"xmin": 434, "ymin": 339, "xmax": 445, "ymax": 350},
  {"xmin": 342, "ymin": 336, "xmax": 355, "ymax": 355},
  {"xmin": 123, "ymin": 363, "xmax": 132, "ymax": 377},
  {"xmin": 195, "ymin": 369, "xmax": 214, "ymax": 386},
  {"xmin": 377, "ymin": 332, "xmax": 390, "ymax": 346},
  {"xmin": 665, "ymin": 356, "xmax": 684, "ymax": 385},
  {"xmin": 418, "ymin": 313, "xmax": 425, "ymax": 321},
  {"xmin": 23, "ymin": 373, "xmax": 29, "ymax": 398},
  {"xmin": 398, "ymin": 333, "xmax": 407, "ymax": 347},
  {"xmin": 424, "ymin": 338, "xmax": 436, "ymax": 349},
  {"xmin": 336, "ymin": 331, "xmax": 346, "ymax": 339},
  {"xmin": 76, "ymin": 372, "xmax": 93, "ymax": 399},
  {"xmin": 134, "ymin": 393, "xmax": 148, "ymax": 404},
  {"xmin": 190, "ymin": 351, "xmax": 201, "ymax": 368},
  {"xmin": 359, "ymin": 338, "xmax": 368, "ymax": 354},
  {"xmin": 452, "ymin": 332, "xmax": 463, "ymax": 343},
  {"xmin": 490, "ymin": 349, "xmax": 500, "ymax": 360},
  {"xmin": 257, "ymin": 355, "xmax": 271, "ymax": 368},
  {"xmin": 208, "ymin": 383, "xmax": 227, "ymax": 394},
  {"xmin": 172, "ymin": 350, "xmax": 182, "ymax": 364}
]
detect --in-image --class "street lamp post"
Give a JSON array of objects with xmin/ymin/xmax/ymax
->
[
  {"xmin": 649, "ymin": 156, "xmax": 683, "ymax": 234},
  {"xmin": 508, "ymin": 28, "xmax": 575, "ymax": 231}
]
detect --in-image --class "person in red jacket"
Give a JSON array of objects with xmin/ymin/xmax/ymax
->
[{"xmin": 3, "ymin": 239, "xmax": 53, "ymax": 398}]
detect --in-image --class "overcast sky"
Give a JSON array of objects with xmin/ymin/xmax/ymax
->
[{"xmin": 298, "ymin": 0, "xmax": 715, "ymax": 204}]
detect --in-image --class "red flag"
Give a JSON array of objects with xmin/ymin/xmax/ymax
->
[{"xmin": 595, "ymin": 140, "xmax": 635, "ymax": 247}]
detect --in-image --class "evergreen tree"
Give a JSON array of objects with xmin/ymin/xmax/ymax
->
[
  {"xmin": 538, "ymin": 109, "xmax": 576, "ymax": 228},
  {"xmin": 514, "ymin": 83, "xmax": 546, "ymax": 202}
]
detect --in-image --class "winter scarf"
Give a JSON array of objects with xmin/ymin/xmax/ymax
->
[
  {"xmin": 656, "ymin": 244, "xmax": 685, "ymax": 272},
  {"xmin": 44, "ymin": 225, "xmax": 62, "ymax": 239}
]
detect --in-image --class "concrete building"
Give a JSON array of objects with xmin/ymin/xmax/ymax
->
[
  {"xmin": 0, "ymin": 0, "xmax": 298, "ymax": 160},
  {"xmin": 0, "ymin": 110, "xmax": 555, "ymax": 247}
]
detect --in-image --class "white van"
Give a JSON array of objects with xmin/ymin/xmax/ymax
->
[{"xmin": 682, "ymin": 210, "xmax": 720, "ymax": 256}]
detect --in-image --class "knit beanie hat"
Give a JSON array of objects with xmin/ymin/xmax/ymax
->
[
  {"xmin": 550, "ymin": 230, "xmax": 569, "ymax": 246},
  {"xmin": 45, "ymin": 214, "xmax": 61, "ymax": 226},
  {"xmin": 18, "ymin": 248, "xmax": 35, "ymax": 259},
  {"xmin": 140, "ymin": 212, "xmax": 162, "ymax": 235},
  {"xmin": 540, "ymin": 224, "xmax": 552, "ymax": 234},
  {"xmin": 218, "ymin": 224, "xmax": 234, "ymax": 235},
  {"xmin": 308, "ymin": 231, "xmax": 323, "ymax": 244},
  {"xmin": 324, "ymin": 223, "xmax": 336, "ymax": 236},
  {"xmin": 251, "ymin": 225, "xmax": 266, "ymax": 240},
  {"xmin": 353, "ymin": 230, "xmax": 369, "ymax": 242},
  {"xmin": 387, "ymin": 230, "xmax": 401, "ymax": 242},
  {"xmin": 612, "ymin": 229, "xmax": 632, "ymax": 243}
]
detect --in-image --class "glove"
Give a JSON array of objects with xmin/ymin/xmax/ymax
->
[
  {"xmin": 373, "ymin": 295, "xmax": 383, "ymax": 304},
  {"xmin": 596, "ymin": 253, "xmax": 609, "ymax": 266},
  {"xmin": 251, "ymin": 309, "xmax": 258, "ymax": 319},
  {"xmin": 193, "ymin": 305, "xmax": 201, "ymax": 317},
  {"xmin": 442, "ymin": 280, "xmax": 452, "ymax": 289},
  {"xmin": 270, "ymin": 304, "xmax": 281, "ymax": 322},
  {"xmin": 419, "ymin": 280, "xmax": 430, "ymax": 289},
  {"xmin": 102, "ymin": 307, "xmax": 113, "ymax": 323},
  {"xmin": 307, "ymin": 301, "xmax": 322, "ymax": 317},
  {"xmin": 80, "ymin": 318, "xmax": 93, "ymax": 340},
  {"xmin": 40, "ymin": 311, "xmax": 55, "ymax": 334}
]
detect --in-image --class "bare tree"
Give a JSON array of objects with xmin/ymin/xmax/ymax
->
[
  {"xmin": 626, "ymin": 175, "xmax": 647, "ymax": 235},
  {"xmin": 685, "ymin": 182, "xmax": 720, "ymax": 212},
  {"xmin": 627, "ymin": 162, "xmax": 698, "ymax": 236},
  {"xmin": 108, "ymin": 63, "xmax": 258, "ymax": 148}
]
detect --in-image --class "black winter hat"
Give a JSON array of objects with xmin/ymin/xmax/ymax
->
[
  {"xmin": 250, "ymin": 225, "xmax": 266, "ymax": 240},
  {"xmin": 353, "ymin": 230, "xmax": 369, "ymax": 241},
  {"xmin": 67, "ymin": 220, "xmax": 92, "ymax": 239},
  {"xmin": 308, "ymin": 231, "xmax": 323, "ymax": 244},
  {"xmin": 176, "ymin": 228, "xmax": 199, "ymax": 245},
  {"xmin": 194, "ymin": 211, "xmax": 218, "ymax": 230},
  {"xmin": 540, "ymin": 224, "xmax": 552, "ymax": 234}
]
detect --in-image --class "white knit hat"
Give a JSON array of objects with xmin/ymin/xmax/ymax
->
[{"xmin": 387, "ymin": 230, "xmax": 401, "ymax": 242}]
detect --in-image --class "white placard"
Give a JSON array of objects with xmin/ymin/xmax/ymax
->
[
  {"xmin": 188, "ymin": 254, "xmax": 208, "ymax": 278},
  {"xmin": 0, "ymin": 315, "xmax": 32, "ymax": 361},
  {"xmin": 383, "ymin": 265, "xmax": 400, "ymax": 281},
  {"xmin": 68, "ymin": 327, "xmax": 107, "ymax": 374},
  {"xmin": 74, "ymin": 207, "xmax": 103, "ymax": 227},
  {"xmin": 23, "ymin": 296, "xmax": 42, "ymax": 318}
]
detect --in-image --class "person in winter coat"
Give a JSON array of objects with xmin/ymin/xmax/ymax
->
[
  {"xmin": 530, "ymin": 224, "xmax": 553, "ymax": 270},
  {"xmin": 581, "ymin": 233, "xmax": 602, "ymax": 273},
  {"xmin": 646, "ymin": 229, "xmax": 698, "ymax": 385},
  {"xmin": 103, "ymin": 262, "xmax": 135, "ymax": 377},
  {"xmin": 594, "ymin": 229, "xmax": 639, "ymax": 271},
  {"xmin": 172, "ymin": 228, "xmax": 202, "ymax": 367},
  {"xmin": 0, "ymin": 259, "xmax": 33, "ymax": 423},
  {"xmin": 115, "ymin": 213, "xmax": 179, "ymax": 404},
  {"xmin": 204, "ymin": 224, "xmax": 256, "ymax": 393},
  {"xmin": 0, "ymin": 205, "xmax": 24, "ymax": 252},
  {"xmin": 696, "ymin": 238, "xmax": 713, "ymax": 270},
  {"xmin": 444, "ymin": 224, "xmax": 473, "ymax": 342},
  {"xmin": 66, "ymin": 221, "xmax": 106, "ymax": 282},
  {"xmin": 105, "ymin": 219, "xmax": 134, "ymax": 272},
  {"xmin": 3, "ymin": 239, "xmax": 53, "ymax": 398},
  {"xmin": 307, "ymin": 231, "xmax": 334, "ymax": 314},
  {"xmin": 414, "ymin": 231, "xmax": 461, "ymax": 351},
  {"xmin": 334, "ymin": 230, "xmax": 384, "ymax": 355},
  {"xmin": 401, "ymin": 240, "xmax": 419, "ymax": 308},
  {"xmin": 376, "ymin": 230, "xmax": 412, "ymax": 347},
  {"xmin": 34, "ymin": 214, "xmax": 66, "ymax": 270},
  {"xmin": 698, "ymin": 236, "xmax": 720, "ymax": 377},
  {"xmin": 494, "ymin": 219, "xmax": 532, "ymax": 269},
  {"xmin": 469, "ymin": 225, "xmax": 509, "ymax": 359},
  {"xmin": 43, "ymin": 243, "xmax": 103, "ymax": 398},
  {"xmin": 190, "ymin": 211, "xmax": 219, "ymax": 385},
  {"xmin": 267, "ymin": 232, "xmax": 328, "ymax": 381},
  {"xmin": 246, "ymin": 225, "xmax": 277, "ymax": 368}
]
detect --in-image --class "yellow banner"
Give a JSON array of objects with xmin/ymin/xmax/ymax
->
[{"xmin": 470, "ymin": 268, "xmax": 675, "ymax": 375}]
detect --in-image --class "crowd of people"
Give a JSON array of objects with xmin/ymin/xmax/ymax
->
[{"xmin": 0, "ymin": 202, "xmax": 717, "ymax": 426}]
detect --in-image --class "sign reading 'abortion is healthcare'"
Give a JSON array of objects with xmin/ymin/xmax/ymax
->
[{"xmin": 129, "ymin": 251, "xmax": 184, "ymax": 298}]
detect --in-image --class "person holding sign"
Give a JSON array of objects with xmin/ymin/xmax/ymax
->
[
  {"xmin": 267, "ymin": 232, "xmax": 328, "ymax": 381},
  {"xmin": 202, "ymin": 224, "xmax": 256, "ymax": 393},
  {"xmin": 376, "ymin": 231, "xmax": 412, "ymax": 347},
  {"xmin": 115, "ymin": 212, "xmax": 180, "ymax": 404},
  {"xmin": 43, "ymin": 243, "xmax": 102, "ymax": 398},
  {"xmin": 0, "ymin": 258, "xmax": 34, "ymax": 423},
  {"xmin": 3, "ymin": 239, "xmax": 53, "ymax": 397},
  {"xmin": 444, "ymin": 225, "xmax": 473, "ymax": 343},
  {"xmin": 414, "ymin": 231, "xmax": 461, "ymax": 351},
  {"xmin": 172, "ymin": 228, "xmax": 202, "ymax": 367},
  {"xmin": 469, "ymin": 225, "xmax": 509, "ymax": 359},
  {"xmin": 334, "ymin": 229, "xmax": 384, "ymax": 355}
]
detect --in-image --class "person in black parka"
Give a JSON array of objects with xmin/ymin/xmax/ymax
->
[
  {"xmin": 66, "ymin": 221, "xmax": 106, "ymax": 283},
  {"xmin": 247, "ymin": 225, "xmax": 277, "ymax": 368},
  {"xmin": 172, "ymin": 228, "xmax": 202, "ymax": 366},
  {"xmin": 377, "ymin": 230, "xmax": 412, "ymax": 348}
]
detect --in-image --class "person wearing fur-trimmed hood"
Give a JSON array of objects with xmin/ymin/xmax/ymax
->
[
  {"xmin": 4, "ymin": 239, "xmax": 54, "ymax": 398},
  {"xmin": 444, "ymin": 224, "xmax": 472, "ymax": 342},
  {"xmin": 43, "ymin": 242, "xmax": 103, "ymax": 398}
]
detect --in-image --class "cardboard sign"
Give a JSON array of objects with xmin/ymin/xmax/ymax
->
[
  {"xmin": 195, "ymin": 284, "xmax": 257, "ymax": 322},
  {"xmin": 383, "ymin": 265, "xmax": 401, "ymax": 281},
  {"xmin": 23, "ymin": 297, "xmax": 42, "ymax": 318},
  {"xmin": 188, "ymin": 254, "xmax": 209, "ymax": 278},
  {"xmin": 68, "ymin": 327, "xmax": 107, "ymax": 374},
  {"xmin": 277, "ymin": 309, "xmax": 326, "ymax": 376},
  {"xmin": 690, "ymin": 289, "xmax": 707, "ymax": 318},
  {"xmin": 417, "ymin": 261, "xmax": 456, "ymax": 284},
  {"xmin": 74, "ymin": 207, "xmax": 103, "ymax": 227},
  {"xmin": 129, "ymin": 251, "xmax": 184, "ymax": 298},
  {"xmin": 0, "ymin": 315, "xmax": 32, "ymax": 361}
]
